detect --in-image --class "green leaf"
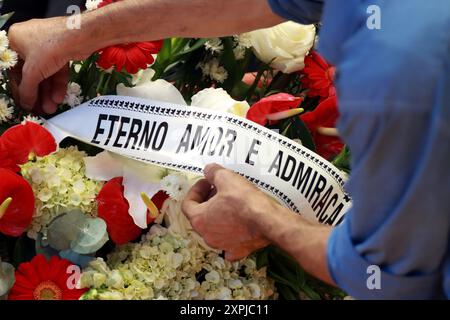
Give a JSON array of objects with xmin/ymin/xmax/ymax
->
[
  {"xmin": 332, "ymin": 145, "xmax": 351, "ymax": 174},
  {"xmin": 176, "ymin": 38, "xmax": 208, "ymax": 58},
  {"xmin": 288, "ymin": 116, "xmax": 316, "ymax": 152},
  {"xmin": 0, "ymin": 12, "xmax": 14, "ymax": 29},
  {"xmin": 70, "ymin": 218, "xmax": 109, "ymax": 255},
  {"xmin": 276, "ymin": 283, "xmax": 298, "ymax": 300}
]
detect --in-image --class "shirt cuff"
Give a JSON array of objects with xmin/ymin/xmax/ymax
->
[
  {"xmin": 267, "ymin": 0, "xmax": 324, "ymax": 24},
  {"xmin": 327, "ymin": 219, "xmax": 443, "ymax": 299}
]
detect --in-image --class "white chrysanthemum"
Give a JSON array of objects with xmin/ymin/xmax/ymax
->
[
  {"xmin": 85, "ymin": 0, "xmax": 103, "ymax": 11},
  {"xmin": 0, "ymin": 97, "xmax": 14, "ymax": 123},
  {"xmin": 233, "ymin": 45, "xmax": 247, "ymax": 60},
  {"xmin": 0, "ymin": 49, "xmax": 18, "ymax": 70},
  {"xmin": 0, "ymin": 31, "xmax": 9, "ymax": 51},
  {"xmin": 160, "ymin": 174, "xmax": 190, "ymax": 201},
  {"xmin": 20, "ymin": 146, "xmax": 103, "ymax": 238},
  {"xmin": 198, "ymin": 58, "xmax": 228, "ymax": 83},
  {"xmin": 21, "ymin": 115, "xmax": 44, "ymax": 125},
  {"xmin": 204, "ymin": 38, "xmax": 224, "ymax": 54},
  {"xmin": 234, "ymin": 34, "xmax": 253, "ymax": 49},
  {"xmin": 64, "ymin": 82, "xmax": 83, "ymax": 108}
]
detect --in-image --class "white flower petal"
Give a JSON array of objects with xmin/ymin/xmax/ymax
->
[
  {"xmin": 117, "ymin": 80, "xmax": 186, "ymax": 106},
  {"xmin": 191, "ymin": 88, "xmax": 249, "ymax": 117},
  {"xmin": 84, "ymin": 151, "xmax": 124, "ymax": 181},
  {"xmin": 123, "ymin": 165, "xmax": 161, "ymax": 229}
]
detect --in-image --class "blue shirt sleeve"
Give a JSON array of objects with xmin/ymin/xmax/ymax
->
[
  {"xmin": 267, "ymin": 0, "xmax": 324, "ymax": 24},
  {"xmin": 324, "ymin": 0, "xmax": 450, "ymax": 299}
]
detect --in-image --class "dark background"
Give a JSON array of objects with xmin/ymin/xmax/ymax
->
[{"xmin": 1, "ymin": 0, "xmax": 85, "ymax": 28}]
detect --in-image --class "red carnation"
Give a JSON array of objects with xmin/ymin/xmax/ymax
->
[
  {"xmin": 97, "ymin": 41, "xmax": 164, "ymax": 74},
  {"xmin": 0, "ymin": 168, "xmax": 35, "ymax": 237},
  {"xmin": 8, "ymin": 255, "xmax": 87, "ymax": 300},
  {"xmin": 301, "ymin": 51, "xmax": 336, "ymax": 99},
  {"xmin": 247, "ymin": 93, "xmax": 303, "ymax": 126},
  {"xmin": 0, "ymin": 122, "xmax": 57, "ymax": 172},
  {"xmin": 301, "ymin": 95, "xmax": 344, "ymax": 160},
  {"xmin": 97, "ymin": 177, "xmax": 169, "ymax": 245}
]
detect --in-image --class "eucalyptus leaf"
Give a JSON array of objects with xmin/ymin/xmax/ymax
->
[
  {"xmin": 0, "ymin": 261, "xmax": 15, "ymax": 296},
  {"xmin": 70, "ymin": 218, "xmax": 109, "ymax": 255},
  {"xmin": 0, "ymin": 12, "xmax": 14, "ymax": 30},
  {"xmin": 47, "ymin": 210, "xmax": 87, "ymax": 251},
  {"xmin": 35, "ymin": 233, "xmax": 59, "ymax": 260},
  {"xmin": 59, "ymin": 250, "xmax": 94, "ymax": 268}
]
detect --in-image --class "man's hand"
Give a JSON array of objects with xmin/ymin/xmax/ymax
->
[
  {"xmin": 8, "ymin": 17, "xmax": 90, "ymax": 113},
  {"xmin": 183, "ymin": 164, "xmax": 335, "ymax": 284},
  {"xmin": 182, "ymin": 164, "xmax": 279, "ymax": 261}
]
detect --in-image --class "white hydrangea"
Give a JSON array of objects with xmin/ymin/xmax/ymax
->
[
  {"xmin": 20, "ymin": 146, "xmax": 103, "ymax": 238},
  {"xmin": 64, "ymin": 82, "xmax": 83, "ymax": 108},
  {"xmin": 80, "ymin": 224, "xmax": 275, "ymax": 300},
  {"xmin": 198, "ymin": 58, "xmax": 228, "ymax": 83},
  {"xmin": 204, "ymin": 38, "xmax": 224, "ymax": 54},
  {"xmin": 0, "ymin": 97, "xmax": 14, "ymax": 123}
]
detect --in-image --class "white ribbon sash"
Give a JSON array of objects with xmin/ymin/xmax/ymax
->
[{"xmin": 45, "ymin": 95, "xmax": 351, "ymax": 226}]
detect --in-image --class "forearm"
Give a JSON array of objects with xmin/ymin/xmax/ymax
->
[
  {"xmin": 256, "ymin": 204, "xmax": 335, "ymax": 285},
  {"xmin": 80, "ymin": 0, "xmax": 283, "ymax": 51}
]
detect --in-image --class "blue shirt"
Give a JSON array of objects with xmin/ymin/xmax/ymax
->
[{"xmin": 269, "ymin": 0, "xmax": 450, "ymax": 299}]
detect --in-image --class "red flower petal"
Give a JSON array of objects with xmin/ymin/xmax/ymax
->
[
  {"xmin": 0, "ymin": 168, "xmax": 35, "ymax": 237},
  {"xmin": 8, "ymin": 255, "xmax": 87, "ymax": 300},
  {"xmin": 301, "ymin": 96, "xmax": 344, "ymax": 159},
  {"xmin": 247, "ymin": 93, "xmax": 302, "ymax": 126},
  {"xmin": 97, "ymin": 40, "xmax": 163, "ymax": 74},
  {"xmin": 97, "ymin": 177, "xmax": 143, "ymax": 245},
  {"xmin": 97, "ymin": 178, "xmax": 169, "ymax": 245},
  {"xmin": 0, "ymin": 122, "xmax": 57, "ymax": 169}
]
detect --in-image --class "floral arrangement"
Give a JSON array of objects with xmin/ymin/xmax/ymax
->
[{"xmin": 0, "ymin": 1, "xmax": 351, "ymax": 301}]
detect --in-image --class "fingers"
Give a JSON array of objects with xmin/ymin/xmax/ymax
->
[
  {"xmin": 51, "ymin": 66, "xmax": 69, "ymax": 104},
  {"xmin": 19, "ymin": 61, "xmax": 44, "ymax": 110},
  {"xmin": 204, "ymin": 163, "xmax": 229, "ymax": 189},
  {"xmin": 40, "ymin": 79, "xmax": 58, "ymax": 114},
  {"xmin": 182, "ymin": 179, "xmax": 212, "ymax": 219},
  {"xmin": 225, "ymin": 250, "xmax": 249, "ymax": 262}
]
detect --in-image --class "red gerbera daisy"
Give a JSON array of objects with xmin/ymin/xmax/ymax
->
[
  {"xmin": 97, "ymin": 177, "xmax": 169, "ymax": 245},
  {"xmin": 300, "ymin": 95, "xmax": 344, "ymax": 160},
  {"xmin": 247, "ymin": 93, "xmax": 303, "ymax": 126},
  {"xmin": 97, "ymin": 41, "xmax": 164, "ymax": 74},
  {"xmin": 301, "ymin": 51, "xmax": 336, "ymax": 99},
  {"xmin": 0, "ymin": 168, "xmax": 35, "ymax": 237},
  {"xmin": 8, "ymin": 255, "xmax": 87, "ymax": 300},
  {"xmin": 94, "ymin": 0, "xmax": 164, "ymax": 74},
  {"xmin": 0, "ymin": 122, "xmax": 57, "ymax": 172}
]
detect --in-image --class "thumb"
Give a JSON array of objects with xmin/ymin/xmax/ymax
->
[{"xmin": 204, "ymin": 163, "xmax": 230, "ymax": 190}]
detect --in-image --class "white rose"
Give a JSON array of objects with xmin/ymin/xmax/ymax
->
[
  {"xmin": 191, "ymin": 88, "xmax": 250, "ymax": 117},
  {"xmin": 241, "ymin": 21, "xmax": 316, "ymax": 73}
]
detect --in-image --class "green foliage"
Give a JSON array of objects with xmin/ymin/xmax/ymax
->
[
  {"xmin": 332, "ymin": 145, "xmax": 352, "ymax": 174},
  {"xmin": 256, "ymin": 247, "xmax": 346, "ymax": 300}
]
